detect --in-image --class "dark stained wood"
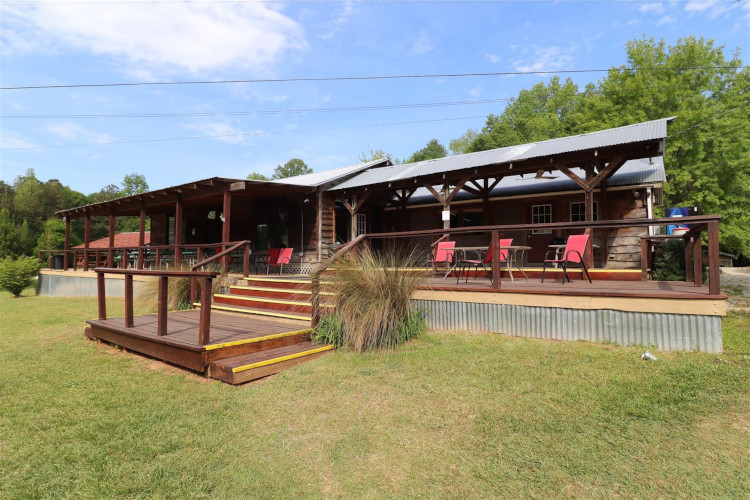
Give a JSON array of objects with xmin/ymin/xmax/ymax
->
[
  {"xmin": 222, "ymin": 186, "xmax": 231, "ymax": 273},
  {"xmin": 589, "ymin": 156, "xmax": 626, "ymax": 189},
  {"xmin": 640, "ymin": 238, "xmax": 649, "ymax": 281},
  {"xmin": 693, "ymin": 235, "xmax": 703, "ymax": 287},
  {"xmin": 174, "ymin": 195, "xmax": 183, "ymax": 268},
  {"xmin": 93, "ymin": 268, "xmax": 218, "ymax": 277},
  {"xmin": 198, "ymin": 277, "xmax": 211, "ymax": 345},
  {"xmin": 685, "ymin": 238, "xmax": 694, "ymax": 282},
  {"xmin": 491, "ymin": 230, "xmax": 501, "ymax": 289},
  {"xmin": 190, "ymin": 277, "xmax": 198, "ymax": 309},
  {"xmin": 97, "ymin": 272, "xmax": 106, "ymax": 320},
  {"xmin": 158, "ymin": 276, "xmax": 168, "ymax": 335},
  {"xmin": 124, "ymin": 274, "xmax": 134, "ymax": 328},
  {"xmin": 138, "ymin": 203, "xmax": 146, "ymax": 269},
  {"xmin": 243, "ymin": 244, "xmax": 250, "ymax": 277},
  {"xmin": 84, "ymin": 212, "xmax": 91, "ymax": 271},
  {"xmin": 556, "ymin": 164, "xmax": 590, "ymax": 191},
  {"xmin": 708, "ymin": 220, "xmax": 721, "ymax": 295},
  {"xmin": 108, "ymin": 208, "xmax": 115, "ymax": 267},
  {"xmin": 63, "ymin": 217, "xmax": 70, "ymax": 270}
]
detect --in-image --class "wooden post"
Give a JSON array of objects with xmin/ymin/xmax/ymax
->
[
  {"xmin": 190, "ymin": 277, "xmax": 198, "ymax": 309},
  {"xmin": 63, "ymin": 217, "xmax": 70, "ymax": 270},
  {"xmin": 137, "ymin": 203, "xmax": 146, "ymax": 269},
  {"xmin": 640, "ymin": 238, "xmax": 649, "ymax": 281},
  {"xmin": 311, "ymin": 274, "xmax": 321, "ymax": 328},
  {"xmin": 707, "ymin": 221, "xmax": 720, "ymax": 295},
  {"xmin": 350, "ymin": 194, "xmax": 358, "ymax": 241},
  {"xmin": 83, "ymin": 212, "xmax": 91, "ymax": 271},
  {"xmin": 243, "ymin": 243, "xmax": 250, "ymax": 277},
  {"xmin": 97, "ymin": 272, "xmax": 106, "ymax": 320},
  {"xmin": 198, "ymin": 277, "xmax": 211, "ymax": 345},
  {"xmin": 443, "ymin": 184, "xmax": 451, "ymax": 230},
  {"xmin": 599, "ymin": 179, "xmax": 608, "ymax": 269},
  {"xmin": 684, "ymin": 238, "xmax": 694, "ymax": 282},
  {"xmin": 174, "ymin": 195, "xmax": 183, "ymax": 268},
  {"xmin": 155, "ymin": 248, "xmax": 161, "ymax": 269},
  {"xmin": 157, "ymin": 276, "xmax": 168, "ymax": 336},
  {"xmin": 108, "ymin": 208, "xmax": 115, "ymax": 268},
  {"xmin": 491, "ymin": 230, "xmax": 501, "ymax": 289},
  {"xmin": 693, "ymin": 234, "xmax": 703, "ymax": 287},
  {"xmin": 196, "ymin": 247, "xmax": 203, "ymax": 265},
  {"xmin": 222, "ymin": 186, "xmax": 231, "ymax": 273},
  {"xmin": 124, "ymin": 274, "xmax": 134, "ymax": 327},
  {"xmin": 583, "ymin": 188, "xmax": 594, "ymax": 271},
  {"xmin": 48, "ymin": 252, "xmax": 53, "ymax": 270}
]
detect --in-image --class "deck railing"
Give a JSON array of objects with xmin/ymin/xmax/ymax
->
[
  {"xmin": 94, "ymin": 268, "xmax": 219, "ymax": 345},
  {"xmin": 309, "ymin": 215, "xmax": 723, "ymax": 327},
  {"xmin": 40, "ymin": 240, "xmax": 251, "ymax": 275}
]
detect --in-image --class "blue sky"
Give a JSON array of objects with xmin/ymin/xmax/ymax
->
[{"xmin": 1, "ymin": 0, "xmax": 748, "ymax": 195}]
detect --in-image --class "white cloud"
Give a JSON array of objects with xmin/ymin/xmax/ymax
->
[
  {"xmin": 685, "ymin": 0, "xmax": 738, "ymax": 19},
  {"xmin": 411, "ymin": 30, "xmax": 434, "ymax": 55},
  {"xmin": 2, "ymin": 1, "xmax": 307, "ymax": 76},
  {"xmin": 0, "ymin": 131, "xmax": 38, "ymax": 150},
  {"xmin": 514, "ymin": 43, "xmax": 577, "ymax": 72},
  {"xmin": 655, "ymin": 15, "xmax": 675, "ymax": 26},
  {"xmin": 46, "ymin": 122, "xmax": 112, "ymax": 144},
  {"xmin": 485, "ymin": 53, "xmax": 500, "ymax": 64},
  {"xmin": 184, "ymin": 122, "xmax": 247, "ymax": 144},
  {"xmin": 626, "ymin": 19, "xmax": 642, "ymax": 26},
  {"xmin": 469, "ymin": 86, "xmax": 482, "ymax": 98},
  {"xmin": 316, "ymin": 1, "xmax": 355, "ymax": 40},
  {"xmin": 640, "ymin": 2, "xmax": 665, "ymax": 14}
]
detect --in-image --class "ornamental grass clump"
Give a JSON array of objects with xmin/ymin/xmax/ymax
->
[
  {"xmin": 0, "ymin": 256, "xmax": 40, "ymax": 297},
  {"xmin": 317, "ymin": 246, "xmax": 427, "ymax": 352}
]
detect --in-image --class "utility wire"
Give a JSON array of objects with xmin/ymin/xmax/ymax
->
[
  {"xmin": 3, "ymin": 66, "xmax": 746, "ymax": 91},
  {"xmin": 4, "ymin": 0, "xmax": 731, "ymax": 4},
  {"xmin": 1, "ymin": 115, "xmax": 486, "ymax": 151},
  {"xmin": 671, "ymin": 100, "xmax": 750, "ymax": 136}
]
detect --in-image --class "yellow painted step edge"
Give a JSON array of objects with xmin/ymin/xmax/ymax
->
[
  {"xmin": 214, "ymin": 293, "xmax": 334, "ymax": 308},
  {"xmin": 232, "ymin": 345, "xmax": 334, "ymax": 373},
  {"xmin": 193, "ymin": 303, "xmax": 311, "ymax": 321},
  {"xmin": 231, "ymin": 285, "xmax": 335, "ymax": 296},
  {"xmin": 205, "ymin": 328, "xmax": 311, "ymax": 351},
  {"xmin": 244, "ymin": 277, "xmax": 334, "ymax": 285}
]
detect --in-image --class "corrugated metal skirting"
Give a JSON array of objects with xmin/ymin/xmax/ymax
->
[{"xmin": 412, "ymin": 299, "xmax": 723, "ymax": 353}]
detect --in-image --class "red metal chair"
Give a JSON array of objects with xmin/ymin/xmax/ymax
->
[
  {"xmin": 541, "ymin": 234, "xmax": 592, "ymax": 284},
  {"xmin": 426, "ymin": 241, "xmax": 455, "ymax": 278},
  {"xmin": 457, "ymin": 238, "xmax": 512, "ymax": 284},
  {"xmin": 264, "ymin": 247, "xmax": 293, "ymax": 275}
]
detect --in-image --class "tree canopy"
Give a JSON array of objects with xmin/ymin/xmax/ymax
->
[
  {"xmin": 273, "ymin": 158, "xmax": 312, "ymax": 179},
  {"xmin": 247, "ymin": 172, "xmax": 271, "ymax": 181},
  {"xmin": 405, "ymin": 139, "xmax": 448, "ymax": 163}
]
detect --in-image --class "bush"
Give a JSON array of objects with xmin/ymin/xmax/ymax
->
[
  {"xmin": 320, "ymin": 246, "xmax": 426, "ymax": 352},
  {"xmin": 651, "ymin": 239, "xmax": 686, "ymax": 281},
  {"xmin": 0, "ymin": 256, "xmax": 40, "ymax": 297},
  {"xmin": 311, "ymin": 313, "xmax": 345, "ymax": 348}
]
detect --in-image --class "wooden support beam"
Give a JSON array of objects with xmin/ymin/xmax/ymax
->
[
  {"xmin": 444, "ymin": 177, "xmax": 470, "ymax": 205},
  {"xmin": 641, "ymin": 239, "xmax": 649, "ymax": 281},
  {"xmin": 97, "ymin": 272, "xmax": 106, "ymax": 320},
  {"xmin": 198, "ymin": 278, "xmax": 212, "ymax": 345},
  {"xmin": 174, "ymin": 195, "xmax": 183, "ymax": 268},
  {"xmin": 693, "ymin": 234, "xmax": 703, "ymax": 287},
  {"xmin": 685, "ymin": 238, "xmax": 694, "ymax": 282},
  {"xmin": 83, "ymin": 212, "xmax": 91, "ymax": 271},
  {"xmin": 491, "ymin": 230, "xmax": 501, "ymax": 289},
  {"xmin": 555, "ymin": 164, "xmax": 590, "ymax": 191},
  {"xmin": 588, "ymin": 156, "xmax": 626, "ymax": 188},
  {"xmin": 137, "ymin": 203, "xmax": 146, "ymax": 269},
  {"xmin": 63, "ymin": 216, "xmax": 70, "ymax": 271},
  {"xmin": 424, "ymin": 184, "xmax": 446, "ymax": 206},
  {"xmin": 108, "ymin": 208, "xmax": 115, "ymax": 268},
  {"xmin": 124, "ymin": 274, "xmax": 134, "ymax": 328},
  {"xmin": 157, "ymin": 276, "xmax": 168, "ymax": 336},
  {"xmin": 707, "ymin": 221, "xmax": 720, "ymax": 295},
  {"xmin": 222, "ymin": 186, "xmax": 231, "ymax": 273}
]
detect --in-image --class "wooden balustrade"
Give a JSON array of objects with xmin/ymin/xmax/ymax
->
[{"xmin": 94, "ymin": 268, "xmax": 219, "ymax": 344}]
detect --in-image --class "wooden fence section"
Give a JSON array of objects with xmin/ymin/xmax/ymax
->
[
  {"xmin": 309, "ymin": 215, "xmax": 722, "ymax": 327},
  {"xmin": 94, "ymin": 268, "xmax": 219, "ymax": 345}
]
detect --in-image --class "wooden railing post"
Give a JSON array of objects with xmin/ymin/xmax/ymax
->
[
  {"xmin": 97, "ymin": 272, "xmax": 106, "ymax": 320},
  {"xmin": 491, "ymin": 230, "xmax": 501, "ymax": 289},
  {"xmin": 707, "ymin": 221, "xmax": 720, "ymax": 295},
  {"xmin": 684, "ymin": 238, "xmax": 694, "ymax": 283},
  {"xmin": 693, "ymin": 234, "xmax": 703, "ymax": 287},
  {"xmin": 83, "ymin": 249, "xmax": 89, "ymax": 271},
  {"xmin": 124, "ymin": 274, "xmax": 134, "ymax": 328},
  {"xmin": 121, "ymin": 249, "xmax": 128, "ymax": 269},
  {"xmin": 155, "ymin": 248, "xmax": 161, "ymax": 269},
  {"xmin": 243, "ymin": 243, "xmax": 250, "ymax": 277},
  {"xmin": 190, "ymin": 277, "xmax": 198, "ymax": 309},
  {"xmin": 311, "ymin": 273, "xmax": 321, "ymax": 328},
  {"xmin": 157, "ymin": 276, "xmax": 168, "ymax": 336},
  {"xmin": 640, "ymin": 239, "xmax": 649, "ymax": 281},
  {"xmin": 198, "ymin": 277, "xmax": 212, "ymax": 345}
]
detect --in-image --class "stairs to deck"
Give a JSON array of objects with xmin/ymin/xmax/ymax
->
[{"xmin": 194, "ymin": 276, "xmax": 336, "ymax": 384}]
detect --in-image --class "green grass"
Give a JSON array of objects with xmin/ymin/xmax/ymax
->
[{"xmin": 1, "ymin": 291, "xmax": 749, "ymax": 498}]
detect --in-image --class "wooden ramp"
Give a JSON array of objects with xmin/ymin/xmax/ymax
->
[{"xmin": 86, "ymin": 307, "xmax": 330, "ymax": 384}]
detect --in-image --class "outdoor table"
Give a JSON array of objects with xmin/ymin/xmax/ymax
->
[{"xmin": 454, "ymin": 245, "xmax": 531, "ymax": 283}]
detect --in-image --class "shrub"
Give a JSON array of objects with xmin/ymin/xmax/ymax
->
[
  {"xmin": 322, "ymin": 246, "xmax": 425, "ymax": 352},
  {"xmin": 136, "ymin": 262, "xmax": 236, "ymax": 312},
  {"xmin": 311, "ymin": 313, "xmax": 345, "ymax": 348},
  {"xmin": 651, "ymin": 239, "xmax": 686, "ymax": 282},
  {"xmin": 0, "ymin": 256, "xmax": 40, "ymax": 297}
]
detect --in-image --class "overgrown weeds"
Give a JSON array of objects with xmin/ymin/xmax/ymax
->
[{"xmin": 313, "ymin": 246, "xmax": 426, "ymax": 351}]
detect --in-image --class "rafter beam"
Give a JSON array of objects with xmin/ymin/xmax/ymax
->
[{"xmin": 555, "ymin": 164, "xmax": 590, "ymax": 191}]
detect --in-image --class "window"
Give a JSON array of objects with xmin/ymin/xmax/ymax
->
[
  {"xmin": 570, "ymin": 201, "xmax": 598, "ymax": 222},
  {"xmin": 462, "ymin": 211, "xmax": 484, "ymax": 227},
  {"xmin": 531, "ymin": 204, "xmax": 552, "ymax": 234},
  {"xmin": 356, "ymin": 213, "xmax": 367, "ymax": 236}
]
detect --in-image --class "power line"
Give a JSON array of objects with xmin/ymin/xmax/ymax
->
[
  {"xmin": 1, "ymin": 115, "xmax": 486, "ymax": 151},
  {"xmin": 3, "ymin": 66, "xmax": 746, "ymax": 91},
  {"xmin": 0, "ymin": 97, "xmax": 516, "ymax": 119},
  {"xmin": 671, "ymin": 100, "xmax": 750, "ymax": 136},
  {"xmin": 3, "ymin": 0, "xmax": 727, "ymax": 4}
]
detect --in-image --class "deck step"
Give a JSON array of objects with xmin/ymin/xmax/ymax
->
[
  {"xmin": 213, "ymin": 293, "xmax": 333, "ymax": 315},
  {"xmin": 209, "ymin": 341, "xmax": 333, "ymax": 384},
  {"xmin": 194, "ymin": 302, "xmax": 312, "ymax": 321},
  {"xmin": 242, "ymin": 276, "xmax": 333, "ymax": 291},
  {"xmin": 230, "ymin": 285, "xmax": 335, "ymax": 301}
]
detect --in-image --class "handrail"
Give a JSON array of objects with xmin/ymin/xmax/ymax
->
[
  {"xmin": 94, "ymin": 267, "xmax": 219, "ymax": 345},
  {"xmin": 430, "ymin": 233, "xmax": 450, "ymax": 248},
  {"xmin": 191, "ymin": 240, "xmax": 250, "ymax": 273}
]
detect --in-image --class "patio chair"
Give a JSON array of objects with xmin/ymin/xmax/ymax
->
[
  {"xmin": 541, "ymin": 234, "xmax": 592, "ymax": 284},
  {"xmin": 457, "ymin": 238, "xmax": 512, "ymax": 284},
  {"xmin": 263, "ymin": 247, "xmax": 294, "ymax": 275},
  {"xmin": 426, "ymin": 241, "xmax": 455, "ymax": 278}
]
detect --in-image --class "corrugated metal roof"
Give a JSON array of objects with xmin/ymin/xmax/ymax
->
[
  {"xmin": 405, "ymin": 157, "xmax": 664, "ymax": 205},
  {"xmin": 329, "ymin": 117, "xmax": 674, "ymax": 191},
  {"xmin": 272, "ymin": 158, "xmax": 391, "ymax": 187}
]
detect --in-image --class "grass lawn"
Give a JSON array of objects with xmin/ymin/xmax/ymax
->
[{"xmin": 1, "ymin": 288, "xmax": 749, "ymax": 498}]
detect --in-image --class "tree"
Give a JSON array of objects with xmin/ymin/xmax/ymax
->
[
  {"xmin": 35, "ymin": 218, "xmax": 73, "ymax": 254},
  {"xmin": 0, "ymin": 209, "xmax": 18, "ymax": 258},
  {"xmin": 247, "ymin": 172, "xmax": 271, "ymax": 181},
  {"xmin": 358, "ymin": 148, "xmax": 397, "ymax": 164},
  {"xmin": 17, "ymin": 220, "xmax": 34, "ymax": 256},
  {"xmin": 406, "ymin": 139, "xmax": 448, "ymax": 163},
  {"xmin": 121, "ymin": 173, "xmax": 149, "ymax": 196},
  {"xmin": 0, "ymin": 256, "xmax": 40, "ymax": 297},
  {"xmin": 88, "ymin": 184, "xmax": 121, "ymax": 204},
  {"xmin": 273, "ymin": 159, "xmax": 311, "ymax": 179},
  {"xmin": 449, "ymin": 128, "xmax": 479, "ymax": 155},
  {"xmin": 13, "ymin": 169, "xmax": 45, "ymax": 235}
]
